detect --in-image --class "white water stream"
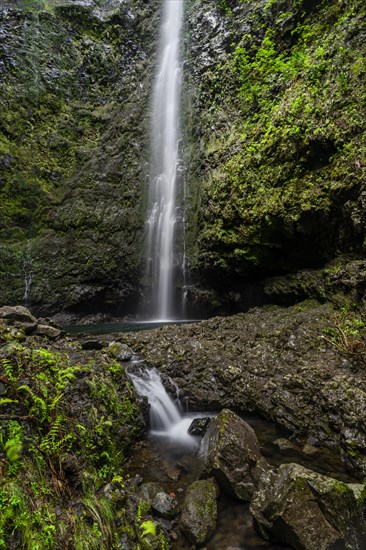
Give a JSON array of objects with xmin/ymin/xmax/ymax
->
[
  {"xmin": 145, "ymin": 0, "xmax": 184, "ymax": 320},
  {"xmin": 128, "ymin": 368, "xmax": 200, "ymax": 449}
]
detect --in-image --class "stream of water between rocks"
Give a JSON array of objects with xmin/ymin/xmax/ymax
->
[{"xmin": 65, "ymin": 322, "xmax": 357, "ymax": 548}]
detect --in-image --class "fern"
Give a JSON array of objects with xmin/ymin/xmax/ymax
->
[
  {"xmin": 18, "ymin": 385, "xmax": 48, "ymax": 422},
  {"xmin": 49, "ymin": 393, "xmax": 64, "ymax": 412},
  {"xmin": 1, "ymin": 358, "xmax": 16, "ymax": 382},
  {"xmin": 40, "ymin": 416, "xmax": 74, "ymax": 456},
  {"xmin": 3, "ymin": 422, "xmax": 23, "ymax": 464},
  {"xmin": 140, "ymin": 520, "xmax": 156, "ymax": 538}
]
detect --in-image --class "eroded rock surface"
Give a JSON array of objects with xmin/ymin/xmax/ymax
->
[
  {"xmin": 196, "ymin": 409, "xmax": 269, "ymax": 500},
  {"xmin": 180, "ymin": 479, "xmax": 218, "ymax": 546},
  {"xmin": 122, "ymin": 302, "xmax": 366, "ymax": 477},
  {"xmin": 250, "ymin": 463, "xmax": 366, "ymax": 550}
]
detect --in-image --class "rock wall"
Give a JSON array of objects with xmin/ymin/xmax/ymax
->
[
  {"xmin": 0, "ymin": 0, "xmax": 160, "ymax": 316},
  {"xmin": 183, "ymin": 0, "xmax": 366, "ymax": 309},
  {"xmin": 1, "ymin": 0, "xmax": 365, "ymax": 317}
]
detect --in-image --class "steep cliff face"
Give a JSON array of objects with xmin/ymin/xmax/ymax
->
[
  {"xmin": 184, "ymin": 0, "xmax": 366, "ymax": 310},
  {"xmin": 0, "ymin": 0, "xmax": 159, "ymax": 316},
  {"xmin": 1, "ymin": 0, "xmax": 365, "ymax": 317}
]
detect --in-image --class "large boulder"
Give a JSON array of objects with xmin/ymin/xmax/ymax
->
[
  {"xmin": 195, "ymin": 409, "xmax": 269, "ymax": 500},
  {"xmin": 250, "ymin": 463, "xmax": 366, "ymax": 550},
  {"xmin": 180, "ymin": 480, "xmax": 218, "ymax": 546},
  {"xmin": 0, "ymin": 305, "xmax": 36, "ymax": 324}
]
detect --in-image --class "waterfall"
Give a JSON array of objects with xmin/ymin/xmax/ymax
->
[
  {"xmin": 145, "ymin": 0, "xmax": 184, "ymax": 321},
  {"xmin": 128, "ymin": 368, "xmax": 199, "ymax": 449},
  {"xmin": 23, "ymin": 240, "xmax": 32, "ymax": 307}
]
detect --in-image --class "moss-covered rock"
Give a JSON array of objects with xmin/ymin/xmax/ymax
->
[
  {"xmin": 195, "ymin": 408, "xmax": 269, "ymax": 500},
  {"xmin": 180, "ymin": 479, "xmax": 218, "ymax": 546},
  {"xmin": 0, "ymin": 0, "xmax": 160, "ymax": 316},
  {"xmin": 250, "ymin": 463, "xmax": 366, "ymax": 549},
  {"xmin": 183, "ymin": 0, "xmax": 366, "ymax": 302}
]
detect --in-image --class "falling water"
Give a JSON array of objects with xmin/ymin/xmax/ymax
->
[
  {"xmin": 128, "ymin": 368, "xmax": 199, "ymax": 449},
  {"xmin": 145, "ymin": 0, "xmax": 184, "ymax": 320},
  {"xmin": 23, "ymin": 240, "xmax": 32, "ymax": 307}
]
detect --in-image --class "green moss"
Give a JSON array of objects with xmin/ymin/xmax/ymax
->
[
  {"xmin": 0, "ymin": 322, "xmax": 145, "ymax": 547},
  {"xmin": 186, "ymin": 0, "xmax": 366, "ymax": 277},
  {"xmin": 0, "ymin": 1, "xmax": 158, "ymax": 310}
]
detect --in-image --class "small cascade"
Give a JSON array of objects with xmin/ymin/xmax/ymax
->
[
  {"xmin": 128, "ymin": 368, "xmax": 199, "ymax": 449},
  {"xmin": 23, "ymin": 240, "xmax": 32, "ymax": 307}
]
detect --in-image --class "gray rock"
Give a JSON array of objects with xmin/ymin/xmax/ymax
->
[
  {"xmin": 108, "ymin": 342, "xmax": 134, "ymax": 361},
  {"xmin": 196, "ymin": 409, "xmax": 269, "ymax": 500},
  {"xmin": 36, "ymin": 324, "xmax": 62, "ymax": 339},
  {"xmin": 151, "ymin": 492, "xmax": 179, "ymax": 519},
  {"xmin": 188, "ymin": 416, "xmax": 212, "ymax": 436},
  {"xmin": 180, "ymin": 479, "xmax": 218, "ymax": 546},
  {"xmin": 250, "ymin": 463, "xmax": 366, "ymax": 550},
  {"xmin": 141, "ymin": 482, "xmax": 164, "ymax": 504},
  {"xmin": 0, "ymin": 305, "xmax": 37, "ymax": 324}
]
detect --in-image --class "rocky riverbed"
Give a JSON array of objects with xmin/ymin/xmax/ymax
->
[
  {"xmin": 1, "ymin": 302, "xmax": 366, "ymax": 549},
  {"xmin": 118, "ymin": 301, "xmax": 366, "ymax": 479}
]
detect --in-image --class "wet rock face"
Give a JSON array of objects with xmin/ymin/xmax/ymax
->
[
  {"xmin": 250, "ymin": 463, "xmax": 366, "ymax": 550},
  {"xmin": 188, "ymin": 416, "xmax": 212, "ymax": 436},
  {"xmin": 0, "ymin": 0, "xmax": 160, "ymax": 315},
  {"xmin": 180, "ymin": 479, "xmax": 218, "ymax": 546},
  {"xmin": 183, "ymin": 0, "xmax": 366, "ymax": 309},
  {"xmin": 196, "ymin": 409, "xmax": 269, "ymax": 500}
]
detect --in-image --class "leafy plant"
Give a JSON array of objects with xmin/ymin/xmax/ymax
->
[{"xmin": 323, "ymin": 312, "xmax": 366, "ymax": 362}]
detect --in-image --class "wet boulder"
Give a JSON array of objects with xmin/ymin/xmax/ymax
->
[
  {"xmin": 180, "ymin": 479, "xmax": 218, "ymax": 546},
  {"xmin": 0, "ymin": 305, "xmax": 37, "ymax": 333},
  {"xmin": 107, "ymin": 342, "xmax": 134, "ymax": 361},
  {"xmin": 151, "ymin": 492, "xmax": 179, "ymax": 519},
  {"xmin": 36, "ymin": 324, "xmax": 62, "ymax": 339},
  {"xmin": 250, "ymin": 463, "xmax": 366, "ymax": 550},
  {"xmin": 195, "ymin": 409, "xmax": 269, "ymax": 500},
  {"xmin": 188, "ymin": 417, "xmax": 212, "ymax": 436}
]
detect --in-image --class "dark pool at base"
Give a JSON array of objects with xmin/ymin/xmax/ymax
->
[{"xmin": 63, "ymin": 320, "xmax": 201, "ymax": 335}]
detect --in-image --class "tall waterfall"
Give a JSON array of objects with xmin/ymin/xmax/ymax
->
[{"xmin": 145, "ymin": 0, "xmax": 184, "ymax": 321}]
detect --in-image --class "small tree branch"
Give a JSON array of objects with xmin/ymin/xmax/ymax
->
[{"xmin": 0, "ymin": 414, "xmax": 34, "ymax": 421}]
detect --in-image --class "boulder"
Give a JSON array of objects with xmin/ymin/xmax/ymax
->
[
  {"xmin": 250, "ymin": 463, "xmax": 366, "ymax": 550},
  {"xmin": 188, "ymin": 416, "xmax": 212, "ymax": 436},
  {"xmin": 0, "ymin": 305, "xmax": 37, "ymax": 324},
  {"xmin": 108, "ymin": 342, "xmax": 134, "ymax": 361},
  {"xmin": 36, "ymin": 324, "xmax": 62, "ymax": 339},
  {"xmin": 195, "ymin": 409, "xmax": 269, "ymax": 500},
  {"xmin": 180, "ymin": 480, "xmax": 218, "ymax": 546},
  {"xmin": 141, "ymin": 482, "xmax": 164, "ymax": 504},
  {"xmin": 151, "ymin": 492, "xmax": 179, "ymax": 519}
]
